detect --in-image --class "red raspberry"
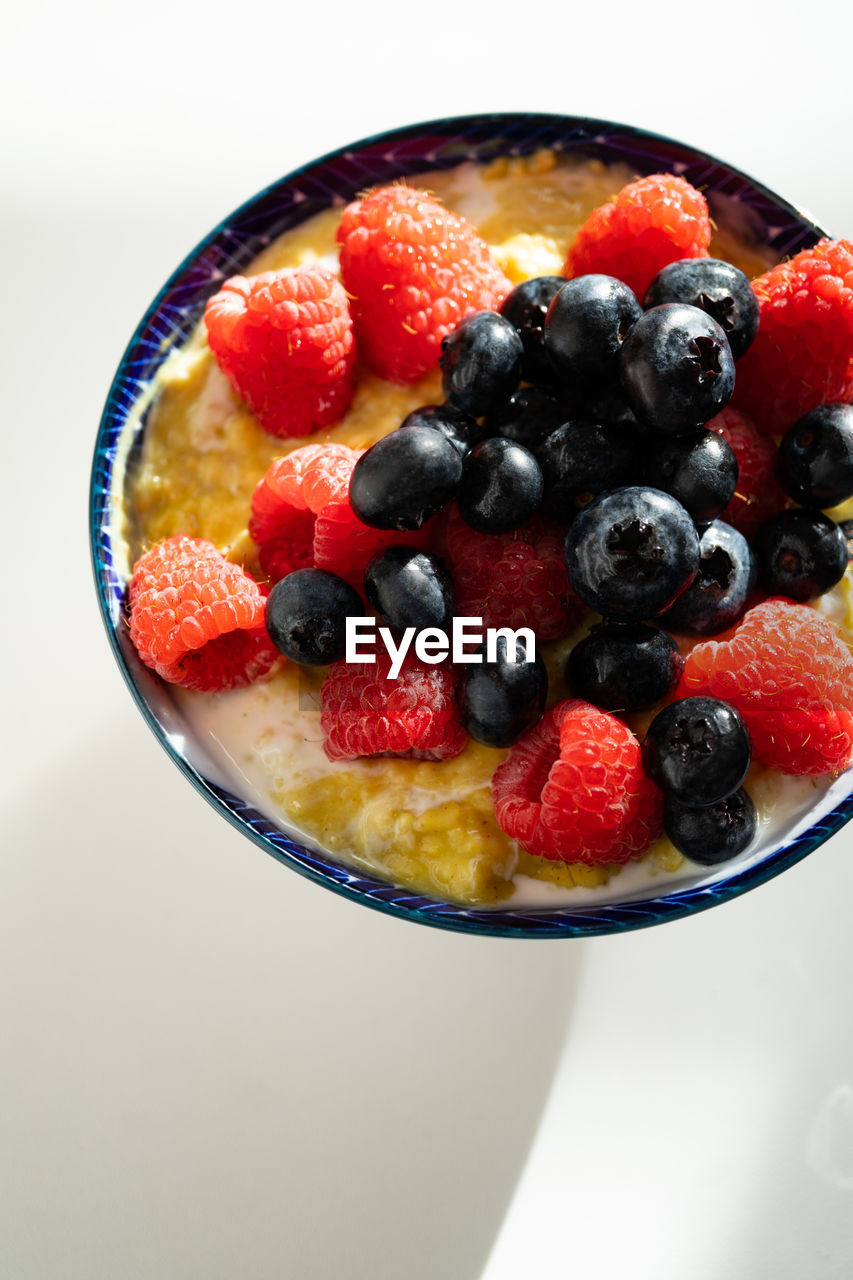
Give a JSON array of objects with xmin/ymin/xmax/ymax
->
[
  {"xmin": 563, "ymin": 173, "xmax": 712, "ymax": 300},
  {"xmin": 442, "ymin": 506, "xmax": 585, "ymax": 642},
  {"xmin": 706, "ymin": 406, "xmax": 788, "ymax": 536},
  {"xmin": 204, "ymin": 265, "xmax": 356, "ymax": 438},
  {"xmin": 680, "ymin": 598, "xmax": 853, "ymax": 776},
  {"xmin": 320, "ymin": 653, "xmax": 467, "ymax": 762},
  {"xmin": 733, "ymin": 239, "xmax": 853, "ymax": 435},
  {"xmin": 128, "ymin": 535, "xmax": 278, "ymax": 691},
  {"xmin": 337, "ymin": 184, "xmax": 512, "ymax": 383},
  {"xmin": 491, "ymin": 699, "xmax": 663, "ymax": 865}
]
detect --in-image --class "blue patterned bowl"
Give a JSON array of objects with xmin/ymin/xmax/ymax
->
[{"xmin": 90, "ymin": 113, "xmax": 853, "ymax": 937}]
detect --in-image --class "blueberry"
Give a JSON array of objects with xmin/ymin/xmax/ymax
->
[
  {"xmin": 486, "ymin": 386, "xmax": 569, "ymax": 450},
  {"xmin": 536, "ymin": 420, "xmax": 639, "ymax": 521},
  {"xmin": 661, "ymin": 521, "xmax": 756, "ymax": 635},
  {"xmin": 664, "ymin": 788, "xmax": 757, "ymax": 866},
  {"xmin": 440, "ymin": 311, "xmax": 524, "ymax": 417},
  {"xmin": 753, "ymin": 508, "xmax": 848, "ymax": 601},
  {"xmin": 543, "ymin": 274, "xmax": 642, "ymax": 391},
  {"xmin": 564, "ymin": 486, "xmax": 700, "ymax": 620},
  {"xmin": 776, "ymin": 403, "xmax": 853, "ymax": 508},
  {"xmin": 457, "ymin": 437, "xmax": 544, "ymax": 533},
  {"xmin": 265, "ymin": 568, "xmax": 363, "ymax": 665},
  {"xmin": 619, "ymin": 303, "xmax": 736, "ymax": 435},
  {"xmin": 364, "ymin": 546, "xmax": 454, "ymax": 634},
  {"xmin": 643, "ymin": 696, "xmax": 751, "ymax": 807},
  {"xmin": 643, "ymin": 258, "xmax": 760, "ymax": 360},
  {"xmin": 565, "ymin": 621, "xmax": 683, "ymax": 712},
  {"xmin": 349, "ymin": 425, "xmax": 463, "ymax": 531},
  {"xmin": 399, "ymin": 404, "xmax": 485, "ymax": 457},
  {"xmin": 499, "ymin": 275, "xmax": 566, "ymax": 383},
  {"xmin": 644, "ymin": 428, "xmax": 738, "ymax": 524},
  {"xmin": 459, "ymin": 634, "xmax": 548, "ymax": 748}
]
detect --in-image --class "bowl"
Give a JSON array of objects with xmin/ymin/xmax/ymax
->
[{"xmin": 90, "ymin": 112, "xmax": 853, "ymax": 938}]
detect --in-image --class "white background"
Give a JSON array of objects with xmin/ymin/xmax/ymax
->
[{"xmin": 3, "ymin": 2, "xmax": 853, "ymax": 1276}]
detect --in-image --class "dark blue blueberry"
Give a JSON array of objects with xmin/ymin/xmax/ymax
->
[
  {"xmin": 398, "ymin": 404, "xmax": 485, "ymax": 457},
  {"xmin": 364, "ymin": 546, "xmax": 454, "ymax": 634},
  {"xmin": 753, "ymin": 508, "xmax": 848, "ymax": 601},
  {"xmin": 459, "ymin": 634, "xmax": 548, "ymax": 748},
  {"xmin": 486, "ymin": 386, "xmax": 569, "ymax": 450},
  {"xmin": 457, "ymin": 437, "xmax": 544, "ymax": 533},
  {"xmin": 565, "ymin": 621, "xmax": 683, "ymax": 712},
  {"xmin": 661, "ymin": 521, "xmax": 756, "ymax": 636},
  {"xmin": 619, "ymin": 303, "xmax": 736, "ymax": 435},
  {"xmin": 643, "ymin": 696, "xmax": 751, "ymax": 807},
  {"xmin": 644, "ymin": 428, "xmax": 738, "ymax": 524},
  {"xmin": 664, "ymin": 788, "xmax": 757, "ymax": 866},
  {"xmin": 642, "ymin": 258, "xmax": 760, "ymax": 360},
  {"xmin": 265, "ymin": 568, "xmax": 363, "ymax": 665},
  {"xmin": 440, "ymin": 311, "xmax": 523, "ymax": 417},
  {"xmin": 536, "ymin": 420, "xmax": 639, "ymax": 521},
  {"xmin": 564, "ymin": 486, "xmax": 700, "ymax": 620},
  {"xmin": 349, "ymin": 425, "xmax": 462, "ymax": 531},
  {"xmin": 776, "ymin": 403, "xmax": 853, "ymax": 508},
  {"xmin": 543, "ymin": 274, "xmax": 641, "ymax": 391},
  {"xmin": 499, "ymin": 275, "xmax": 566, "ymax": 383}
]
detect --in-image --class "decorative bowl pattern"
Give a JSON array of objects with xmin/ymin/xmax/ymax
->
[{"xmin": 90, "ymin": 112, "xmax": 853, "ymax": 937}]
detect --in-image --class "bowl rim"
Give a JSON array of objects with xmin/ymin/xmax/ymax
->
[{"xmin": 90, "ymin": 110, "xmax": 853, "ymax": 938}]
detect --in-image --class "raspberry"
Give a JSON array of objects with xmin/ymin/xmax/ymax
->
[
  {"xmin": 204, "ymin": 265, "xmax": 355, "ymax": 438},
  {"xmin": 337, "ymin": 184, "xmax": 512, "ymax": 383},
  {"xmin": 128, "ymin": 535, "xmax": 278, "ymax": 691},
  {"xmin": 442, "ymin": 506, "xmax": 586, "ymax": 642},
  {"xmin": 733, "ymin": 239, "xmax": 853, "ymax": 436},
  {"xmin": 563, "ymin": 174, "xmax": 712, "ymax": 300},
  {"xmin": 491, "ymin": 699, "xmax": 663, "ymax": 865},
  {"xmin": 706, "ymin": 406, "xmax": 788, "ymax": 537},
  {"xmin": 320, "ymin": 653, "xmax": 467, "ymax": 762},
  {"xmin": 679, "ymin": 598, "xmax": 853, "ymax": 775}
]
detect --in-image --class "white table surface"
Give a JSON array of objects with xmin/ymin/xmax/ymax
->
[{"xmin": 3, "ymin": 3, "xmax": 853, "ymax": 1276}]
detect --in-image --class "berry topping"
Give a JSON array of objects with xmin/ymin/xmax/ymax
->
[
  {"xmin": 706, "ymin": 407, "xmax": 789, "ymax": 537},
  {"xmin": 642, "ymin": 695, "xmax": 752, "ymax": 807},
  {"xmin": 499, "ymin": 275, "xmax": 566, "ymax": 383},
  {"xmin": 491, "ymin": 699, "xmax": 663, "ymax": 865},
  {"xmin": 733, "ymin": 238, "xmax": 853, "ymax": 435},
  {"xmin": 440, "ymin": 311, "xmax": 524, "ymax": 417},
  {"xmin": 752, "ymin": 508, "xmax": 848, "ymax": 601},
  {"xmin": 364, "ymin": 546, "xmax": 454, "ymax": 634},
  {"xmin": 337, "ymin": 184, "xmax": 511, "ymax": 383},
  {"xmin": 456, "ymin": 437, "xmax": 544, "ymax": 533},
  {"xmin": 320, "ymin": 653, "xmax": 467, "ymax": 762},
  {"xmin": 459, "ymin": 634, "xmax": 548, "ymax": 748},
  {"xmin": 265, "ymin": 568, "xmax": 363, "ymax": 665},
  {"xmin": 543, "ymin": 273, "xmax": 641, "ymax": 391},
  {"xmin": 128, "ymin": 535, "xmax": 278, "ymax": 691},
  {"xmin": 249, "ymin": 443, "xmax": 357, "ymax": 582},
  {"xmin": 664, "ymin": 788, "xmax": 757, "ymax": 866},
  {"xmin": 776, "ymin": 403, "xmax": 853, "ymax": 508},
  {"xmin": 204, "ymin": 265, "xmax": 355, "ymax": 438},
  {"xmin": 564, "ymin": 486, "xmax": 700, "ymax": 620},
  {"xmin": 565, "ymin": 621, "xmax": 683, "ymax": 713},
  {"xmin": 661, "ymin": 520, "xmax": 756, "ymax": 636},
  {"xmin": 348, "ymin": 425, "xmax": 463, "ymax": 531},
  {"xmin": 564, "ymin": 174, "xmax": 712, "ymax": 300},
  {"xmin": 644, "ymin": 428, "xmax": 738, "ymax": 525},
  {"xmin": 399, "ymin": 404, "xmax": 485, "ymax": 457},
  {"xmin": 679, "ymin": 598, "xmax": 853, "ymax": 775},
  {"xmin": 486, "ymin": 386, "xmax": 569, "ymax": 451},
  {"xmin": 643, "ymin": 258, "xmax": 760, "ymax": 360},
  {"xmin": 619, "ymin": 303, "xmax": 736, "ymax": 435},
  {"xmin": 536, "ymin": 420, "xmax": 639, "ymax": 521}
]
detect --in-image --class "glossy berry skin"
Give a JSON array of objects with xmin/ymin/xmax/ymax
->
[
  {"xmin": 643, "ymin": 696, "xmax": 751, "ymax": 807},
  {"xmin": 544, "ymin": 273, "xmax": 642, "ymax": 390},
  {"xmin": 364, "ymin": 546, "xmax": 454, "ymax": 633},
  {"xmin": 265, "ymin": 568, "xmax": 363, "ymax": 665},
  {"xmin": 661, "ymin": 521, "xmax": 756, "ymax": 636},
  {"xmin": 536, "ymin": 420, "xmax": 639, "ymax": 521},
  {"xmin": 499, "ymin": 275, "xmax": 566, "ymax": 383},
  {"xmin": 753, "ymin": 508, "xmax": 848, "ymax": 601},
  {"xmin": 776, "ymin": 403, "xmax": 853, "ymax": 508},
  {"xmin": 645, "ymin": 428, "xmax": 738, "ymax": 524},
  {"xmin": 565, "ymin": 621, "xmax": 683, "ymax": 712},
  {"xmin": 643, "ymin": 258, "xmax": 760, "ymax": 360},
  {"xmin": 664, "ymin": 788, "xmax": 757, "ymax": 866},
  {"xmin": 457, "ymin": 437, "xmax": 544, "ymax": 533},
  {"xmin": 486, "ymin": 386, "xmax": 569, "ymax": 451},
  {"xmin": 619, "ymin": 303, "xmax": 736, "ymax": 435},
  {"xmin": 440, "ymin": 311, "xmax": 524, "ymax": 417},
  {"xmin": 349, "ymin": 425, "xmax": 462, "ymax": 531},
  {"xmin": 460, "ymin": 634, "xmax": 548, "ymax": 748},
  {"xmin": 398, "ymin": 404, "xmax": 485, "ymax": 457},
  {"xmin": 564, "ymin": 486, "xmax": 700, "ymax": 620}
]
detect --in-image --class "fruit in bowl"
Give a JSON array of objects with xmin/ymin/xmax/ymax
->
[{"xmin": 91, "ymin": 114, "xmax": 853, "ymax": 937}]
